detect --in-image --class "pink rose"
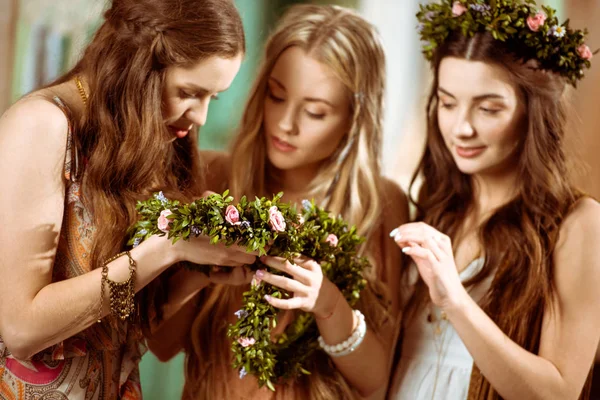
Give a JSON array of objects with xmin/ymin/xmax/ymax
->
[
  {"xmin": 526, "ymin": 12, "xmax": 546, "ymax": 32},
  {"xmin": 237, "ymin": 337, "xmax": 256, "ymax": 347},
  {"xmin": 451, "ymin": 1, "xmax": 467, "ymax": 17},
  {"xmin": 268, "ymin": 206, "xmax": 286, "ymax": 232},
  {"xmin": 325, "ymin": 234, "xmax": 338, "ymax": 247},
  {"xmin": 157, "ymin": 209, "xmax": 172, "ymax": 232},
  {"xmin": 577, "ymin": 44, "xmax": 593, "ymax": 60},
  {"xmin": 225, "ymin": 205, "xmax": 241, "ymax": 225}
]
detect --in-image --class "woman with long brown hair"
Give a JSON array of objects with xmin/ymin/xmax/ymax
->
[
  {"xmin": 388, "ymin": 1, "xmax": 599, "ymax": 399},
  {"xmin": 0, "ymin": 0, "xmax": 254, "ymax": 398},
  {"xmin": 147, "ymin": 4, "xmax": 408, "ymax": 399}
]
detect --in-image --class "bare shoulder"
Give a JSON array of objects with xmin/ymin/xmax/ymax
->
[
  {"xmin": 554, "ymin": 197, "xmax": 600, "ymax": 294},
  {"xmin": 199, "ymin": 150, "xmax": 231, "ymax": 192},
  {"xmin": 0, "ymin": 96, "xmax": 69, "ymax": 151},
  {"xmin": 557, "ymin": 197, "xmax": 600, "ymax": 248}
]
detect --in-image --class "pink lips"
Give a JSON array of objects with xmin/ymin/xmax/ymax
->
[
  {"xmin": 271, "ymin": 136, "xmax": 297, "ymax": 153},
  {"xmin": 455, "ymin": 145, "xmax": 486, "ymax": 158},
  {"xmin": 168, "ymin": 126, "xmax": 191, "ymax": 139}
]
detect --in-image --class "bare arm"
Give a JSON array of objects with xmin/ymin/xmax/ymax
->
[
  {"xmin": 261, "ymin": 180, "xmax": 409, "ymax": 397},
  {"xmin": 0, "ymin": 99, "xmax": 256, "ymax": 360},
  {"xmin": 449, "ymin": 198, "xmax": 600, "ymax": 400},
  {"xmin": 395, "ymin": 198, "xmax": 600, "ymax": 400},
  {"xmin": 145, "ymin": 269, "xmax": 208, "ymax": 361}
]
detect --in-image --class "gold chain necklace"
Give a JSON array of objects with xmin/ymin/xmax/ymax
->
[
  {"xmin": 427, "ymin": 304, "xmax": 450, "ymax": 400},
  {"xmin": 74, "ymin": 76, "xmax": 88, "ymax": 105}
]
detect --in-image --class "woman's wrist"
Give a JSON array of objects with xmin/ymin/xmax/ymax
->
[
  {"xmin": 443, "ymin": 286, "xmax": 473, "ymax": 321},
  {"xmin": 135, "ymin": 234, "xmax": 179, "ymax": 270},
  {"xmin": 314, "ymin": 279, "xmax": 342, "ymax": 319}
]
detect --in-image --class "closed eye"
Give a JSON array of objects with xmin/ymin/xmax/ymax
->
[
  {"xmin": 267, "ymin": 90, "xmax": 285, "ymax": 103},
  {"xmin": 305, "ymin": 110, "xmax": 325, "ymax": 120},
  {"xmin": 440, "ymin": 102, "xmax": 456, "ymax": 110},
  {"xmin": 480, "ymin": 107, "xmax": 501, "ymax": 115},
  {"xmin": 180, "ymin": 90, "xmax": 197, "ymax": 99}
]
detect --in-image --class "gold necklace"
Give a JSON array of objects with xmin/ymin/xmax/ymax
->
[
  {"xmin": 74, "ymin": 76, "xmax": 88, "ymax": 105},
  {"xmin": 427, "ymin": 304, "xmax": 450, "ymax": 400}
]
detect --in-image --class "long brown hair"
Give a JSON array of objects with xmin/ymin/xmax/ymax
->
[
  {"xmin": 409, "ymin": 31, "xmax": 587, "ymax": 398},
  {"xmin": 185, "ymin": 4, "xmax": 389, "ymax": 399},
  {"xmin": 52, "ymin": 0, "xmax": 245, "ymax": 269}
]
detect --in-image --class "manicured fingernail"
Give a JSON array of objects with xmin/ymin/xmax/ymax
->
[
  {"xmin": 256, "ymin": 269, "xmax": 265, "ymax": 278},
  {"xmin": 264, "ymin": 295, "xmax": 271, "ymax": 301},
  {"xmin": 389, "ymin": 228, "xmax": 399, "ymax": 238},
  {"xmin": 402, "ymin": 247, "xmax": 411, "ymax": 253}
]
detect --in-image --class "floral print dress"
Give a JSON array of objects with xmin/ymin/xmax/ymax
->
[{"xmin": 0, "ymin": 97, "xmax": 146, "ymax": 400}]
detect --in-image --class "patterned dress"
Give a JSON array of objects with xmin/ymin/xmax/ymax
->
[{"xmin": 0, "ymin": 97, "xmax": 146, "ymax": 399}]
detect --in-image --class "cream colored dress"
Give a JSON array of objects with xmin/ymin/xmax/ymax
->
[{"xmin": 389, "ymin": 258, "xmax": 493, "ymax": 400}]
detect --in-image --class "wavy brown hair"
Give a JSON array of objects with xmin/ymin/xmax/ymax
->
[
  {"xmin": 51, "ymin": 0, "xmax": 245, "ymax": 270},
  {"xmin": 184, "ymin": 4, "xmax": 390, "ymax": 399},
  {"xmin": 408, "ymin": 31, "xmax": 590, "ymax": 399}
]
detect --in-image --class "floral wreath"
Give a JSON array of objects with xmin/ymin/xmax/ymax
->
[
  {"xmin": 417, "ymin": 0, "xmax": 596, "ymax": 85},
  {"xmin": 128, "ymin": 191, "xmax": 368, "ymax": 390}
]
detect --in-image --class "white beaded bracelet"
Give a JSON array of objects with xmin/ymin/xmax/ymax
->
[{"xmin": 318, "ymin": 309, "xmax": 367, "ymax": 358}]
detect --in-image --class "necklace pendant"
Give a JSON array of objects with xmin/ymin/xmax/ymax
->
[{"xmin": 434, "ymin": 325, "xmax": 442, "ymax": 335}]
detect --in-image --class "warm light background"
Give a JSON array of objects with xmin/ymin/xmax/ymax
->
[{"xmin": 1, "ymin": 1, "xmax": 597, "ymax": 398}]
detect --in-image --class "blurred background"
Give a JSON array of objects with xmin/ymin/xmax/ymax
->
[{"xmin": 0, "ymin": 0, "xmax": 598, "ymax": 398}]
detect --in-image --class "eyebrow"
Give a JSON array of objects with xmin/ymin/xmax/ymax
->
[
  {"xmin": 182, "ymin": 83, "xmax": 210, "ymax": 93},
  {"xmin": 438, "ymin": 87, "xmax": 506, "ymax": 101},
  {"xmin": 268, "ymin": 77, "xmax": 335, "ymax": 107},
  {"xmin": 182, "ymin": 82, "xmax": 230, "ymax": 94}
]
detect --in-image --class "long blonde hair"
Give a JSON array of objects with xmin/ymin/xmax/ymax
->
[{"xmin": 185, "ymin": 5, "xmax": 388, "ymax": 399}]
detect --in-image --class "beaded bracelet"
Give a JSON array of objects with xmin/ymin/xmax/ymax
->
[{"xmin": 317, "ymin": 309, "xmax": 366, "ymax": 358}]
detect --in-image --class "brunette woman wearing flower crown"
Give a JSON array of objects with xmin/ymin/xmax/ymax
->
[
  {"xmin": 0, "ymin": 0, "xmax": 257, "ymax": 398},
  {"xmin": 388, "ymin": 1, "xmax": 599, "ymax": 399}
]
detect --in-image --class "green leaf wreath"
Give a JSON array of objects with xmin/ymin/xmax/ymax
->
[
  {"xmin": 417, "ymin": 0, "xmax": 596, "ymax": 85},
  {"xmin": 127, "ymin": 191, "xmax": 368, "ymax": 390}
]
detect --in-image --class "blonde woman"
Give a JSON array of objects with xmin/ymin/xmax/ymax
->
[{"xmin": 147, "ymin": 4, "xmax": 408, "ymax": 399}]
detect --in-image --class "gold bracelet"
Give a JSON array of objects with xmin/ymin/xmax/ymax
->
[{"xmin": 97, "ymin": 251, "xmax": 137, "ymax": 322}]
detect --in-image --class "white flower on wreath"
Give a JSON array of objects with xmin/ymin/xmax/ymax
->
[{"xmin": 549, "ymin": 25, "xmax": 566, "ymax": 38}]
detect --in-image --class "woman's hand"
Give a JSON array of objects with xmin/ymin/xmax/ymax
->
[
  {"xmin": 163, "ymin": 233, "xmax": 256, "ymax": 268},
  {"xmin": 171, "ymin": 189, "xmax": 257, "ymax": 284},
  {"xmin": 391, "ymin": 222, "xmax": 467, "ymax": 310},
  {"xmin": 257, "ymin": 255, "xmax": 340, "ymax": 318}
]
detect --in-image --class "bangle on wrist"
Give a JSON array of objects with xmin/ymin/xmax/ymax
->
[{"xmin": 317, "ymin": 309, "xmax": 366, "ymax": 357}]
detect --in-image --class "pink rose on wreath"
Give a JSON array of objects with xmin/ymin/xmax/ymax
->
[
  {"xmin": 237, "ymin": 337, "xmax": 256, "ymax": 347},
  {"xmin": 225, "ymin": 205, "xmax": 241, "ymax": 225},
  {"xmin": 577, "ymin": 44, "xmax": 593, "ymax": 60},
  {"xmin": 451, "ymin": 1, "xmax": 467, "ymax": 17},
  {"xmin": 157, "ymin": 209, "xmax": 173, "ymax": 232},
  {"xmin": 325, "ymin": 233, "xmax": 339, "ymax": 247},
  {"xmin": 268, "ymin": 206, "xmax": 286, "ymax": 232},
  {"xmin": 526, "ymin": 11, "xmax": 547, "ymax": 32}
]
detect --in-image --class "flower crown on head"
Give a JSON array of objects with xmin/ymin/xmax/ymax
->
[{"xmin": 417, "ymin": 0, "xmax": 596, "ymax": 85}]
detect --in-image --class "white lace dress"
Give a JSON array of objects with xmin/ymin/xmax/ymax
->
[{"xmin": 389, "ymin": 258, "xmax": 493, "ymax": 400}]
